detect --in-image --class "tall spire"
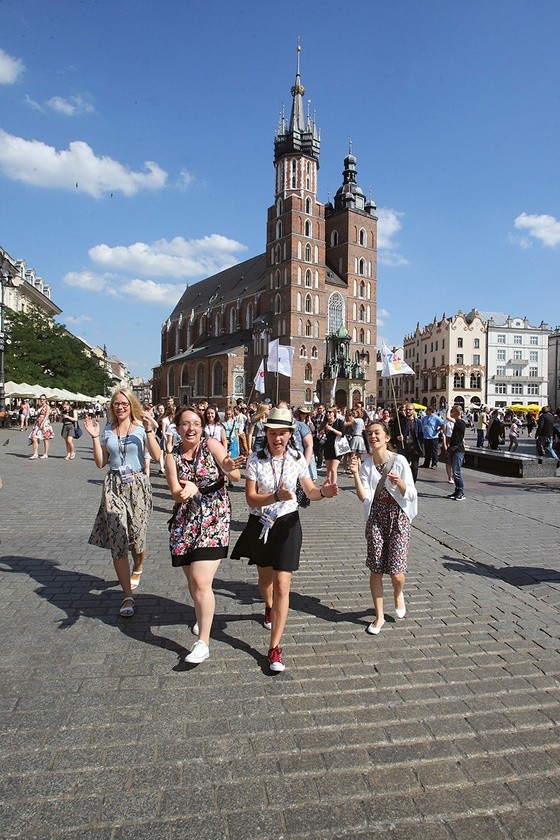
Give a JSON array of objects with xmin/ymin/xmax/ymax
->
[{"xmin": 275, "ymin": 45, "xmax": 320, "ymax": 164}]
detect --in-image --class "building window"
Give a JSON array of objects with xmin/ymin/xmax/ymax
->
[
  {"xmin": 529, "ymin": 351, "xmax": 538, "ymax": 362},
  {"xmin": 359, "ymin": 328, "xmax": 365, "ymax": 344},
  {"xmin": 473, "ymin": 354, "xmax": 480, "ymax": 365},
  {"xmin": 304, "ymin": 219, "xmax": 311, "ymax": 237},
  {"xmin": 305, "ymin": 243, "xmax": 311, "ymax": 262},
  {"xmin": 304, "ymin": 269, "xmax": 312, "ymax": 288},
  {"xmin": 456, "ymin": 354, "xmax": 464, "ymax": 364},
  {"xmin": 513, "ymin": 349, "xmax": 522, "ymax": 360},
  {"xmin": 330, "ymin": 230, "xmax": 338, "ymax": 247},
  {"xmin": 181, "ymin": 366, "xmax": 189, "ymax": 387},
  {"xmin": 495, "ymin": 382, "xmax": 507, "ymax": 395},
  {"xmin": 529, "ymin": 366, "xmax": 538, "ymax": 377},
  {"xmin": 474, "ymin": 338, "xmax": 480, "ymax": 349},
  {"xmin": 513, "ymin": 335, "xmax": 522, "ymax": 345},
  {"xmin": 305, "ymin": 320, "xmax": 312, "ymax": 337},
  {"xmin": 212, "ymin": 362, "xmax": 223, "ymax": 397},
  {"xmin": 457, "ymin": 337, "xmax": 463, "ymax": 348},
  {"xmin": 529, "ymin": 335, "xmax": 538, "ymax": 346},
  {"xmin": 358, "ymin": 258, "xmax": 365, "ymax": 275},
  {"xmin": 196, "ymin": 364, "xmax": 205, "ymax": 396},
  {"xmin": 454, "ymin": 373, "xmax": 465, "ymax": 388},
  {"xmin": 358, "ymin": 281, "xmax": 366, "ymax": 299},
  {"xmin": 304, "ymin": 363, "xmax": 312, "ymax": 382},
  {"xmin": 359, "ymin": 228, "xmax": 366, "ymax": 246},
  {"xmin": 230, "ymin": 309, "xmax": 236, "ymax": 332},
  {"xmin": 274, "ymin": 294, "xmax": 282, "ymax": 314},
  {"xmin": 470, "ymin": 373, "xmax": 481, "ymax": 389},
  {"xmin": 327, "ymin": 292, "xmax": 344, "ymax": 334},
  {"xmin": 305, "ymin": 294, "xmax": 312, "ymax": 314},
  {"xmin": 497, "ymin": 334, "xmax": 506, "ymax": 344},
  {"xmin": 311, "ymin": 345, "xmax": 318, "ymax": 359},
  {"xmin": 527, "ymin": 384, "xmax": 539, "ymax": 395},
  {"xmin": 511, "ymin": 383, "xmax": 523, "ymax": 396},
  {"xmin": 291, "ymin": 159, "xmax": 297, "ymax": 188},
  {"xmin": 245, "ymin": 303, "xmax": 254, "ymax": 329},
  {"xmin": 300, "ymin": 345, "xmax": 306, "ymax": 358},
  {"xmin": 497, "ymin": 349, "xmax": 506, "ymax": 361},
  {"xmin": 496, "ymin": 366, "xmax": 506, "ymax": 376}
]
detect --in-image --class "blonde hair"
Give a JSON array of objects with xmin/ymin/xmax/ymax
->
[
  {"xmin": 252, "ymin": 402, "xmax": 270, "ymax": 424},
  {"xmin": 107, "ymin": 387, "xmax": 143, "ymax": 424}
]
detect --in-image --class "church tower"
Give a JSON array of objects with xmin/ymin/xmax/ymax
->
[{"xmin": 263, "ymin": 46, "xmax": 326, "ymax": 405}]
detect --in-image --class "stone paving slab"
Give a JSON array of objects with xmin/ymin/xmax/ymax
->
[{"xmin": 0, "ymin": 428, "xmax": 559, "ymax": 839}]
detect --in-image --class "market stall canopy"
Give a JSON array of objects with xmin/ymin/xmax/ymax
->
[{"xmin": 3, "ymin": 381, "xmax": 38, "ymax": 398}]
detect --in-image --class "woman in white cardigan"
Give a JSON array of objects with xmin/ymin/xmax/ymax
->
[{"xmin": 349, "ymin": 420, "xmax": 417, "ymax": 635}]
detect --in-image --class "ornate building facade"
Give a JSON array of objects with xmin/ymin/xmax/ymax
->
[{"xmin": 153, "ymin": 52, "xmax": 378, "ymax": 409}]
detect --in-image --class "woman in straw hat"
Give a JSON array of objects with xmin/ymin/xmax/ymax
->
[{"xmin": 231, "ymin": 406, "xmax": 338, "ymax": 673}]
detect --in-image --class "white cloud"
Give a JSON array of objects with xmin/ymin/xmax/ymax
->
[
  {"xmin": 0, "ymin": 129, "xmax": 167, "ymax": 197},
  {"xmin": 177, "ymin": 168, "xmax": 193, "ymax": 189},
  {"xmin": 0, "ymin": 48, "xmax": 25, "ymax": 84},
  {"xmin": 89, "ymin": 234, "xmax": 247, "ymax": 279},
  {"xmin": 47, "ymin": 95, "xmax": 95, "ymax": 116},
  {"xmin": 377, "ymin": 307, "xmax": 390, "ymax": 327},
  {"xmin": 513, "ymin": 213, "xmax": 560, "ymax": 248},
  {"xmin": 376, "ymin": 208, "xmax": 409, "ymax": 266},
  {"xmin": 64, "ymin": 270, "xmax": 109, "ymax": 292},
  {"xmin": 63, "ymin": 269, "xmax": 183, "ymax": 307},
  {"xmin": 64, "ymin": 314, "xmax": 92, "ymax": 325},
  {"xmin": 120, "ymin": 279, "xmax": 185, "ymax": 306}
]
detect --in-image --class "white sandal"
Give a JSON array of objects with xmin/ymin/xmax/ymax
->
[
  {"xmin": 119, "ymin": 597, "xmax": 135, "ymax": 617},
  {"xmin": 130, "ymin": 569, "xmax": 143, "ymax": 590}
]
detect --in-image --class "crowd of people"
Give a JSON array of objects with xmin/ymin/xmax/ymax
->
[{"xmin": 9, "ymin": 390, "xmax": 559, "ymax": 673}]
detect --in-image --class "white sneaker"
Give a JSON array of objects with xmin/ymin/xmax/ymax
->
[
  {"xmin": 192, "ymin": 622, "xmax": 199, "ymax": 636},
  {"xmin": 185, "ymin": 640, "xmax": 209, "ymax": 664}
]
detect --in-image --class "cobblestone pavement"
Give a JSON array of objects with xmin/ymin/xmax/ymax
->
[{"xmin": 1, "ymin": 428, "xmax": 559, "ymax": 839}]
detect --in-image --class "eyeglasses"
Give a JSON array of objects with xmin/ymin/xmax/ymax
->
[
  {"xmin": 178, "ymin": 421, "xmax": 201, "ymax": 428},
  {"xmin": 113, "ymin": 402, "xmax": 130, "ymax": 408}
]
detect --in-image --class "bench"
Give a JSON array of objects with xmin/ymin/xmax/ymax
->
[{"xmin": 464, "ymin": 446, "xmax": 558, "ymax": 478}]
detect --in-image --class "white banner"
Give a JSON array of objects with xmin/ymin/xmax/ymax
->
[
  {"xmin": 253, "ymin": 359, "xmax": 266, "ymax": 393},
  {"xmin": 380, "ymin": 342, "xmax": 415, "ymax": 377},
  {"xmin": 267, "ymin": 339, "xmax": 294, "ymax": 377}
]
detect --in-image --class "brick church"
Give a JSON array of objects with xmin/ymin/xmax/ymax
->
[{"xmin": 153, "ymin": 50, "xmax": 378, "ymax": 409}]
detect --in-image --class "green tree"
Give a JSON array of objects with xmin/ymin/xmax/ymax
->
[{"xmin": 5, "ymin": 307, "xmax": 112, "ymax": 395}]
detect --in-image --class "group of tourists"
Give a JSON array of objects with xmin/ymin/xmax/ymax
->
[{"xmin": 83, "ymin": 391, "xmax": 417, "ymax": 674}]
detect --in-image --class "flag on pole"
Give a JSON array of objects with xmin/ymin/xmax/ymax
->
[
  {"xmin": 253, "ymin": 359, "xmax": 266, "ymax": 393},
  {"xmin": 267, "ymin": 339, "xmax": 294, "ymax": 377},
  {"xmin": 380, "ymin": 342, "xmax": 415, "ymax": 377},
  {"xmin": 330, "ymin": 373, "xmax": 338, "ymax": 403}
]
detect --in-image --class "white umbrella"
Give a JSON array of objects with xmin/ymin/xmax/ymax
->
[
  {"xmin": 3, "ymin": 381, "xmax": 38, "ymax": 398},
  {"xmin": 74, "ymin": 393, "xmax": 93, "ymax": 403}
]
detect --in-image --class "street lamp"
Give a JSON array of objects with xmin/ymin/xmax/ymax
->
[{"xmin": 0, "ymin": 270, "xmax": 24, "ymax": 419}]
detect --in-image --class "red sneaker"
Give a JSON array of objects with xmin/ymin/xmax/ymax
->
[
  {"xmin": 268, "ymin": 645, "xmax": 285, "ymax": 672},
  {"xmin": 264, "ymin": 606, "xmax": 272, "ymax": 630}
]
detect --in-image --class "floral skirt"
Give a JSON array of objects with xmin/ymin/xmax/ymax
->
[
  {"xmin": 89, "ymin": 471, "xmax": 152, "ymax": 561},
  {"xmin": 365, "ymin": 489, "xmax": 410, "ymax": 575}
]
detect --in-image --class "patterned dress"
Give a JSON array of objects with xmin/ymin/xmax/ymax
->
[
  {"xmin": 365, "ymin": 465, "xmax": 410, "ymax": 575},
  {"xmin": 168, "ymin": 439, "xmax": 231, "ymax": 566}
]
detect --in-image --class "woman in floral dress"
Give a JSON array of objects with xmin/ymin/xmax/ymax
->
[
  {"xmin": 165, "ymin": 406, "xmax": 244, "ymax": 664},
  {"xmin": 349, "ymin": 420, "xmax": 417, "ymax": 635}
]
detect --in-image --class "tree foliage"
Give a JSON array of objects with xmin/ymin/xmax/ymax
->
[{"xmin": 5, "ymin": 308, "xmax": 112, "ymax": 395}]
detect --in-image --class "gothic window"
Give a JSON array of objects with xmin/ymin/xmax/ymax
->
[
  {"xmin": 358, "ymin": 258, "xmax": 365, "ymax": 275},
  {"xmin": 304, "ymin": 219, "xmax": 311, "ymax": 237},
  {"xmin": 359, "ymin": 281, "xmax": 366, "ymax": 299},
  {"xmin": 306, "ymin": 160, "xmax": 311, "ymax": 190},
  {"xmin": 168, "ymin": 367, "xmax": 175, "ymax": 397},
  {"xmin": 276, "ymin": 197, "xmax": 283, "ymax": 216},
  {"xmin": 275, "ymin": 244, "xmax": 281, "ymax": 264},
  {"xmin": 196, "ymin": 364, "xmax": 205, "ymax": 396},
  {"xmin": 181, "ymin": 365, "xmax": 189, "ymax": 387},
  {"xmin": 234, "ymin": 374, "xmax": 244, "ymax": 394},
  {"xmin": 199, "ymin": 315, "xmax": 206, "ymax": 337},
  {"xmin": 311, "ymin": 345, "xmax": 318, "ymax": 359},
  {"xmin": 305, "ymin": 243, "xmax": 311, "ymax": 262},
  {"xmin": 359, "ymin": 328, "xmax": 365, "ymax": 344},
  {"xmin": 453, "ymin": 373, "xmax": 465, "ymax": 388},
  {"xmin": 291, "ymin": 159, "xmax": 297, "ymax": 188},
  {"xmin": 305, "ymin": 388, "xmax": 312, "ymax": 402},
  {"xmin": 245, "ymin": 303, "xmax": 254, "ymax": 328},
  {"xmin": 230, "ymin": 308, "xmax": 236, "ymax": 332},
  {"xmin": 304, "ymin": 363, "xmax": 312, "ymax": 382},
  {"xmin": 359, "ymin": 228, "xmax": 366, "ymax": 246},
  {"xmin": 470, "ymin": 373, "xmax": 481, "ymax": 389},
  {"xmin": 305, "ymin": 320, "xmax": 312, "ymax": 337},
  {"xmin": 274, "ymin": 293, "xmax": 282, "ymax": 314},
  {"xmin": 358, "ymin": 304, "xmax": 366, "ymax": 322},
  {"xmin": 276, "ymin": 220, "xmax": 282, "ymax": 239},
  {"xmin": 328, "ymin": 292, "xmax": 344, "ymax": 334},
  {"xmin": 214, "ymin": 313, "xmax": 221, "ymax": 336},
  {"xmin": 330, "ymin": 230, "xmax": 339, "ymax": 247},
  {"xmin": 212, "ymin": 362, "xmax": 223, "ymax": 397},
  {"xmin": 305, "ymin": 197, "xmax": 311, "ymax": 214},
  {"xmin": 305, "ymin": 294, "xmax": 312, "ymax": 314},
  {"xmin": 305, "ymin": 269, "xmax": 312, "ymax": 288},
  {"xmin": 275, "ymin": 270, "xmax": 281, "ymax": 289},
  {"xmin": 300, "ymin": 345, "xmax": 306, "ymax": 358}
]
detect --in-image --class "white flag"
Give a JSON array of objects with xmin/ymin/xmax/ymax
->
[
  {"xmin": 253, "ymin": 359, "xmax": 265, "ymax": 393},
  {"xmin": 330, "ymin": 373, "xmax": 338, "ymax": 403},
  {"xmin": 267, "ymin": 339, "xmax": 294, "ymax": 377},
  {"xmin": 380, "ymin": 342, "xmax": 415, "ymax": 377}
]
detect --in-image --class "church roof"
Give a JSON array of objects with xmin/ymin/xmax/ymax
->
[
  {"xmin": 167, "ymin": 329, "xmax": 253, "ymax": 363},
  {"xmin": 169, "ymin": 253, "xmax": 267, "ymax": 320}
]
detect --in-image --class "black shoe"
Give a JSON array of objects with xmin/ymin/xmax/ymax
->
[
  {"xmin": 452, "ymin": 494, "xmax": 465, "ymax": 501},
  {"xmin": 447, "ymin": 492, "xmax": 458, "ymax": 499}
]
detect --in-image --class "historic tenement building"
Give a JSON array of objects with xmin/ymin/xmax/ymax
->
[{"xmin": 153, "ymin": 52, "xmax": 378, "ymax": 409}]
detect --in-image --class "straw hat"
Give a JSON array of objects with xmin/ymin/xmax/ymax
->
[
  {"xmin": 297, "ymin": 405, "xmax": 311, "ymax": 415},
  {"xmin": 263, "ymin": 407, "xmax": 296, "ymax": 430}
]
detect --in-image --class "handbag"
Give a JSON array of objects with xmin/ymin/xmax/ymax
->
[
  {"xmin": 334, "ymin": 436, "xmax": 351, "ymax": 457},
  {"xmin": 295, "ymin": 479, "xmax": 311, "ymax": 508},
  {"xmin": 74, "ymin": 422, "xmax": 83, "ymax": 439}
]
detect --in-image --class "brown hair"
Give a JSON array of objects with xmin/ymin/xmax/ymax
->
[{"xmin": 174, "ymin": 405, "xmax": 204, "ymax": 427}]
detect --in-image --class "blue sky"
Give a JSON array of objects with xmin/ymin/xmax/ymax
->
[{"xmin": 1, "ymin": 0, "xmax": 559, "ymax": 380}]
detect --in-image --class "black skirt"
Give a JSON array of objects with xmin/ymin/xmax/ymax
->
[{"xmin": 231, "ymin": 511, "xmax": 302, "ymax": 572}]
